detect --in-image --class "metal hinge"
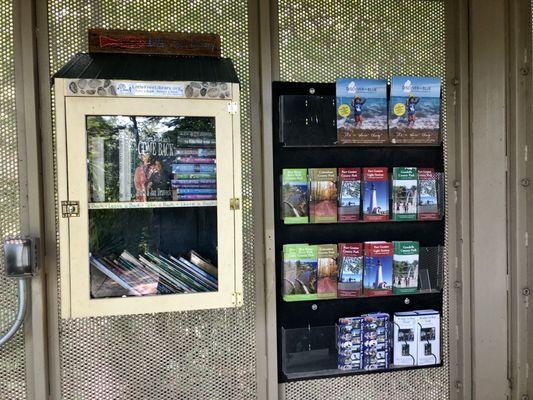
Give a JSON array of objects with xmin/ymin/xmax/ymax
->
[
  {"xmin": 230, "ymin": 197, "xmax": 240, "ymax": 210},
  {"xmin": 227, "ymin": 101, "xmax": 238, "ymax": 114},
  {"xmin": 61, "ymin": 201, "xmax": 80, "ymax": 218},
  {"xmin": 232, "ymin": 292, "xmax": 243, "ymax": 306}
]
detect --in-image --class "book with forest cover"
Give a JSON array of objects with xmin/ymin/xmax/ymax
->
[
  {"xmin": 392, "ymin": 167, "xmax": 418, "ymax": 221},
  {"xmin": 338, "ymin": 168, "xmax": 361, "ymax": 222},
  {"xmin": 362, "ymin": 167, "xmax": 390, "ymax": 221},
  {"xmin": 363, "ymin": 241, "xmax": 393, "ymax": 296},
  {"xmin": 418, "ymin": 168, "xmax": 439, "ymax": 220},
  {"xmin": 282, "ymin": 244, "xmax": 318, "ymax": 301},
  {"xmin": 282, "ymin": 169, "xmax": 309, "ymax": 224},
  {"xmin": 393, "ymin": 241, "xmax": 419, "ymax": 294},
  {"xmin": 308, "ymin": 168, "xmax": 337, "ymax": 223},
  {"xmin": 336, "ymin": 78, "xmax": 388, "ymax": 144},
  {"xmin": 317, "ymin": 244, "xmax": 338, "ymax": 298},
  {"xmin": 389, "ymin": 76, "xmax": 441, "ymax": 144},
  {"xmin": 86, "ymin": 115, "xmax": 217, "ymax": 203},
  {"xmin": 337, "ymin": 243, "xmax": 363, "ymax": 298}
]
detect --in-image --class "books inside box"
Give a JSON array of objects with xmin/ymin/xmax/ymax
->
[
  {"xmin": 89, "ymin": 207, "xmax": 218, "ymax": 299},
  {"xmin": 87, "ymin": 115, "xmax": 217, "ymax": 203}
]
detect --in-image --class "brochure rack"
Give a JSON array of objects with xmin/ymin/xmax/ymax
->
[{"xmin": 272, "ymin": 81, "xmax": 445, "ymax": 382}]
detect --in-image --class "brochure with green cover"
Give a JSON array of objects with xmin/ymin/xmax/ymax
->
[{"xmin": 282, "ymin": 244, "xmax": 318, "ymax": 301}]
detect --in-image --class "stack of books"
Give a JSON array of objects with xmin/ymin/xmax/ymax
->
[
  {"xmin": 171, "ymin": 131, "xmax": 217, "ymax": 201},
  {"xmin": 90, "ymin": 250, "xmax": 218, "ymax": 297}
]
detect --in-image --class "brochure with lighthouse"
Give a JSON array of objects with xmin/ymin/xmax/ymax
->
[
  {"xmin": 393, "ymin": 241, "xmax": 419, "ymax": 294},
  {"xmin": 362, "ymin": 167, "xmax": 390, "ymax": 221},
  {"xmin": 392, "ymin": 167, "xmax": 418, "ymax": 221},
  {"xmin": 363, "ymin": 241, "xmax": 393, "ymax": 296}
]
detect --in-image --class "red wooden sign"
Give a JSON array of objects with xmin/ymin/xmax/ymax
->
[{"xmin": 88, "ymin": 29, "xmax": 221, "ymax": 57}]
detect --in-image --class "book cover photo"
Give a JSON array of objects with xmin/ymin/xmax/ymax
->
[
  {"xmin": 392, "ymin": 167, "xmax": 418, "ymax": 221},
  {"xmin": 418, "ymin": 168, "xmax": 440, "ymax": 220},
  {"xmin": 389, "ymin": 76, "xmax": 441, "ymax": 144},
  {"xmin": 282, "ymin": 244, "xmax": 318, "ymax": 301},
  {"xmin": 86, "ymin": 115, "xmax": 217, "ymax": 203},
  {"xmin": 363, "ymin": 167, "xmax": 390, "ymax": 221},
  {"xmin": 317, "ymin": 244, "xmax": 338, "ymax": 299},
  {"xmin": 393, "ymin": 241, "xmax": 419, "ymax": 294},
  {"xmin": 338, "ymin": 168, "xmax": 361, "ymax": 222},
  {"xmin": 309, "ymin": 168, "xmax": 338, "ymax": 223},
  {"xmin": 337, "ymin": 243, "xmax": 363, "ymax": 298},
  {"xmin": 336, "ymin": 78, "xmax": 388, "ymax": 144},
  {"xmin": 282, "ymin": 169, "xmax": 309, "ymax": 224},
  {"xmin": 363, "ymin": 242, "xmax": 393, "ymax": 296}
]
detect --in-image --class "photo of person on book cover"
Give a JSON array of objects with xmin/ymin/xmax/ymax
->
[
  {"xmin": 87, "ymin": 115, "xmax": 216, "ymax": 203},
  {"xmin": 336, "ymin": 78, "xmax": 388, "ymax": 144}
]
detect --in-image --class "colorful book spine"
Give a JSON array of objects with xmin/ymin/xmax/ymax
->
[
  {"xmin": 362, "ymin": 167, "xmax": 390, "ymax": 221},
  {"xmin": 174, "ymin": 172, "xmax": 217, "ymax": 180},
  {"xmin": 362, "ymin": 313, "xmax": 390, "ymax": 370},
  {"xmin": 174, "ymin": 148, "xmax": 216, "ymax": 157},
  {"xmin": 393, "ymin": 241, "xmax": 419, "ymax": 295},
  {"xmin": 317, "ymin": 244, "xmax": 338, "ymax": 299},
  {"xmin": 172, "ymin": 179, "xmax": 216, "ymax": 186},
  {"xmin": 176, "ymin": 138, "xmax": 216, "ymax": 147},
  {"xmin": 173, "ymin": 188, "xmax": 217, "ymax": 195},
  {"xmin": 176, "ymin": 131, "xmax": 216, "ymax": 139},
  {"xmin": 338, "ymin": 168, "xmax": 361, "ymax": 222},
  {"xmin": 363, "ymin": 241, "xmax": 393, "ymax": 296},
  {"xmin": 172, "ymin": 163, "xmax": 216, "ymax": 174},
  {"xmin": 173, "ymin": 194, "xmax": 217, "ymax": 200},
  {"xmin": 308, "ymin": 168, "xmax": 338, "ymax": 223},
  {"xmin": 337, "ymin": 317, "xmax": 363, "ymax": 370},
  {"xmin": 392, "ymin": 167, "xmax": 418, "ymax": 221},
  {"xmin": 282, "ymin": 169, "xmax": 309, "ymax": 224},
  {"xmin": 282, "ymin": 244, "xmax": 318, "ymax": 301},
  {"xmin": 418, "ymin": 168, "xmax": 440, "ymax": 220},
  {"xmin": 337, "ymin": 243, "xmax": 363, "ymax": 298},
  {"xmin": 176, "ymin": 157, "xmax": 216, "ymax": 164}
]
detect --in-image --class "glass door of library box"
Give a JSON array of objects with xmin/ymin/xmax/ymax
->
[{"xmin": 57, "ymin": 94, "xmax": 242, "ymax": 318}]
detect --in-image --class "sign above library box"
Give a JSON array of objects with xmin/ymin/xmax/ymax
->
[{"xmin": 52, "ymin": 46, "xmax": 243, "ymax": 318}]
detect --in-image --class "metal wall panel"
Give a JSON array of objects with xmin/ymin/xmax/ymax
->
[
  {"xmin": 0, "ymin": 0, "xmax": 27, "ymax": 397},
  {"xmin": 46, "ymin": 1, "xmax": 257, "ymax": 399},
  {"xmin": 276, "ymin": 1, "xmax": 450, "ymax": 398}
]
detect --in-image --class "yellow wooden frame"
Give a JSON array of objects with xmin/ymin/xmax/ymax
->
[{"xmin": 55, "ymin": 79, "xmax": 242, "ymax": 318}]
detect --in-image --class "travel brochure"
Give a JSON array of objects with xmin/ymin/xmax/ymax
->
[
  {"xmin": 282, "ymin": 167, "xmax": 440, "ymax": 224},
  {"xmin": 87, "ymin": 115, "xmax": 217, "ymax": 203},
  {"xmin": 90, "ymin": 249, "xmax": 218, "ymax": 298},
  {"xmin": 338, "ymin": 309, "xmax": 440, "ymax": 371},
  {"xmin": 282, "ymin": 241, "xmax": 419, "ymax": 301},
  {"xmin": 334, "ymin": 76, "xmax": 441, "ymax": 145}
]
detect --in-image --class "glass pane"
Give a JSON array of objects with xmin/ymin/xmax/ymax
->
[{"xmin": 86, "ymin": 115, "xmax": 218, "ymax": 298}]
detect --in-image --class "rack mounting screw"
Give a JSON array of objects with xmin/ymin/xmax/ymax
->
[
  {"xmin": 404, "ymin": 298, "xmax": 410, "ymax": 305},
  {"xmin": 521, "ymin": 178, "xmax": 530, "ymax": 187},
  {"xmin": 311, "ymin": 304, "xmax": 318, "ymax": 311},
  {"xmin": 309, "ymin": 87, "xmax": 316, "ymax": 94},
  {"xmin": 521, "ymin": 395, "xmax": 529, "ymax": 400},
  {"xmin": 454, "ymin": 281, "xmax": 462, "ymax": 289},
  {"xmin": 455, "ymin": 381, "xmax": 463, "ymax": 389},
  {"xmin": 522, "ymin": 288, "xmax": 531, "ymax": 296}
]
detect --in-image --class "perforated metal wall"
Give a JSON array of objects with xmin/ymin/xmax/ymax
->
[
  {"xmin": 0, "ymin": 0, "xmax": 27, "ymax": 398},
  {"xmin": 47, "ymin": 2, "xmax": 257, "ymax": 399},
  {"xmin": 277, "ymin": 1, "xmax": 450, "ymax": 398}
]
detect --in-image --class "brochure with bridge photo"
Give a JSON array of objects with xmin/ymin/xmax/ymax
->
[
  {"xmin": 282, "ymin": 244, "xmax": 318, "ymax": 301},
  {"xmin": 282, "ymin": 169, "xmax": 309, "ymax": 224}
]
